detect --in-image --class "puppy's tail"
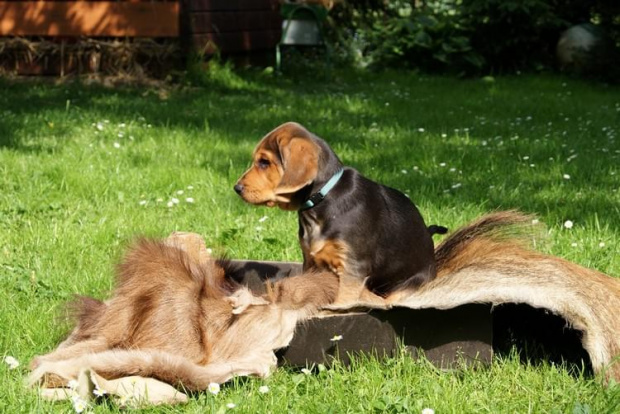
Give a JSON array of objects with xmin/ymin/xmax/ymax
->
[{"xmin": 427, "ymin": 224, "xmax": 448, "ymax": 236}]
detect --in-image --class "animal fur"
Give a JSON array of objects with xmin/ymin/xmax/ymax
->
[
  {"xmin": 386, "ymin": 211, "xmax": 620, "ymax": 383},
  {"xmin": 29, "ymin": 211, "xmax": 620, "ymax": 397},
  {"xmin": 29, "ymin": 236, "xmax": 338, "ymax": 392}
]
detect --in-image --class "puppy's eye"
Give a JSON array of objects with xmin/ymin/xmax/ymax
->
[{"xmin": 257, "ymin": 158, "xmax": 270, "ymax": 169}]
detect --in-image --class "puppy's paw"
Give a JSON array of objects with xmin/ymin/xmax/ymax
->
[{"xmin": 226, "ymin": 288, "xmax": 270, "ymax": 315}]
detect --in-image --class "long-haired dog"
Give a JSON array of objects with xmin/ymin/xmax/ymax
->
[
  {"xmin": 234, "ymin": 122, "xmax": 446, "ymax": 305},
  {"xmin": 28, "ymin": 234, "xmax": 338, "ymax": 392}
]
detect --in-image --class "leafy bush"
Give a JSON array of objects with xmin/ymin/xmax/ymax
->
[
  {"xmin": 328, "ymin": 0, "xmax": 484, "ymax": 74},
  {"xmin": 461, "ymin": 0, "xmax": 568, "ymax": 72},
  {"xmin": 327, "ymin": 0, "xmax": 619, "ymax": 76}
]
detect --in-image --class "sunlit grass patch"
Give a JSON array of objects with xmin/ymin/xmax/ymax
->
[{"xmin": 0, "ymin": 70, "xmax": 618, "ymax": 412}]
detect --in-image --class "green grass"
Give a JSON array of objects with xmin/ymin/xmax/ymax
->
[{"xmin": 0, "ymin": 69, "xmax": 619, "ymax": 412}]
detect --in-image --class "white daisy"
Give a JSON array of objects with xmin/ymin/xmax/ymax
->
[{"xmin": 208, "ymin": 382, "xmax": 220, "ymax": 395}]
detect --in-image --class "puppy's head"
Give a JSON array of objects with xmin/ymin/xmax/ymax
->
[{"xmin": 234, "ymin": 122, "xmax": 325, "ymax": 211}]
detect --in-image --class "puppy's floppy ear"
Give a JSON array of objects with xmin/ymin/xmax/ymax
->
[{"xmin": 275, "ymin": 137, "xmax": 319, "ymax": 195}]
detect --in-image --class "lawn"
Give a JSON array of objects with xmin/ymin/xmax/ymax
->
[{"xmin": 0, "ymin": 68, "xmax": 619, "ymax": 413}]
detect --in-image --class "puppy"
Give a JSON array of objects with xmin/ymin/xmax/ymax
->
[
  {"xmin": 235, "ymin": 122, "xmax": 444, "ymax": 305},
  {"xmin": 29, "ymin": 234, "xmax": 338, "ymax": 392}
]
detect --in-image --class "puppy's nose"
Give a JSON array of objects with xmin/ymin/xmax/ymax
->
[{"xmin": 234, "ymin": 184, "xmax": 244, "ymax": 195}]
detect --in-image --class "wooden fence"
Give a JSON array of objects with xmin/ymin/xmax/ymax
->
[
  {"xmin": 0, "ymin": 0, "xmax": 282, "ymax": 75},
  {"xmin": 0, "ymin": 0, "xmax": 180, "ymax": 37}
]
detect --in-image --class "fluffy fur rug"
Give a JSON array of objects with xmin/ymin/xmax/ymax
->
[{"xmin": 28, "ymin": 212, "xmax": 620, "ymax": 406}]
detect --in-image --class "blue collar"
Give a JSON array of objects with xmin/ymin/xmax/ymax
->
[{"xmin": 299, "ymin": 168, "xmax": 344, "ymax": 211}]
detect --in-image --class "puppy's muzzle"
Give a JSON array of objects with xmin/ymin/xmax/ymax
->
[{"xmin": 234, "ymin": 184, "xmax": 244, "ymax": 195}]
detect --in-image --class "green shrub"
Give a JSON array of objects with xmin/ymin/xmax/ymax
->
[
  {"xmin": 329, "ymin": 0, "xmax": 484, "ymax": 74},
  {"xmin": 327, "ymin": 0, "xmax": 619, "ymax": 76}
]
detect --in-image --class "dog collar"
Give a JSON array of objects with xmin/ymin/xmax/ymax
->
[{"xmin": 300, "ymin": 168, "xmax": 344, "ymax": 211}]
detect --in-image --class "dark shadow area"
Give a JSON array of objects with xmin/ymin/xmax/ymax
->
[{"xmin": 493, "ymin": 304, "xmax": 593, "ymax": 377}]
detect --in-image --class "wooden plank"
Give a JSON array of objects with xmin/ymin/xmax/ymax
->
[
  {"xmin": 185, "ymin": 0, "xmax": 278, "ymax": 13},
  {"xmin": 189, "ymin": 11, "xmax": 280, "ymax": 34},
  {"xmin": 0, "ymin": 1, "xmax": 179, "ymax": 37},
  {"xmin": 192, "ymin": 30, "xmax": 280, "ymax": 53}
]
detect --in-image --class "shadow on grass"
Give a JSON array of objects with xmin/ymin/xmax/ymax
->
[{"xmin": 1, "ymin": 71, "xmax": 618, "ymax": 230}]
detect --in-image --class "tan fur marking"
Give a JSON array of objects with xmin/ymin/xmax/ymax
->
[{"xmin": 309, "ymin": 239, "xmax": 348, "ymax": 276}]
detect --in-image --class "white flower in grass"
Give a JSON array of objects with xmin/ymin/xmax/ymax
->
[
  {"xmin": 401, "ymin": 169, "xmax": 407, "ymax": 174},
  {"xmin": 72, "ymin": 396, "xmax": 89, "ymax": 413},
  {"xmin": 330, "ymin": 334, "xmax": 343, "ymax": 342},
  {"xmin": 227, "ymin": 402, "xmax": 236, "ymax": 409},
  {"xmin": 3, "ymin": 356, "xmax": 19, "ymax": 369},
  {"xmin": 417, "ymin": 128, "xmax": 425, "ymax": 132},
  {"xmin": 187, "ymin": 185, "xmax": 194, "ymax": 190},
  {"xmin": 564, "ymin": 220, "xmax": 574, "ymax": 229},
  {"xmin": 113, "ymin": 142, "xmax": 121, "ymax": 149},
  {"xmin": 531, "ymin": 219, "xmax": 539, "ymax": 225},
  {"xmin": 117, "ymin": 132, "xmax": 124, "ymax": 138},
  {"xmin": 177, "ymin": 190, "xmax": 184, "ymax": 195},
  {"xmin": 139, "ymin": 200, "xmax": 147, "ymax": 206},
  {"xmin": 571, "ymin": 242, "xmax": 578, "ymax": 247},
  {"xmin": 599, "ymin": 242, "xmax": 606, "ymax": 247},
  {"xmin": 185, "ymin": 197, "xmax": 195, "ymax": 203},
  {"xmin": 255, "ymin": 226, "xmax": 264, "ymax": 232},
  {"xmin": 439, "ymin": 163, "xmax": 446, "ymax": 167},
  {"xmin": 301, "ymin": 368, "xmax": 312, "ymax": 375},
  {"xmin": 171, "ymin": 198, "xmax": 180, "ymax": 204},
  {"xmin": 93, "ymin": 386, "xmax": 107, "ymax": 397},
  {"xmin": 96, "ymin": 122, "xmax": 104, "ymax": 131},
  {"xmin": 208, "ymin": 382, "xmax": 220, "ymax": 395},
  {"xmin": 167, "ymin": 201, "xmax": 174, "ymax": 208},
  {"xmin": 258, "ymin": 385, "xmax": 270, "ymax": 394},
  {"xmin": 421, "ymin": 409, "xmax": 435, "ymax": 414},
  {"xmin": 258, "ymin": 216, "xmax": 268, "ymax": 223},
  {"xmin": 563, "ymin": 174, "xmax": 571, "ymax": 180}
]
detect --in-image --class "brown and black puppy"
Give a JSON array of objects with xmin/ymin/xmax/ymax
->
[{"xmin": 235, "ymin": 122, "xmax": 444, "ymax": 305}]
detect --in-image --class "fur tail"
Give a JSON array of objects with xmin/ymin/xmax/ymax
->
[
  {"xmin": 434, "ymin": 210, "xmax": 534, "ymax": 275},
  {"xmin": 29, "ymin": 349, "xmax": 275, "ymax": 392}
]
